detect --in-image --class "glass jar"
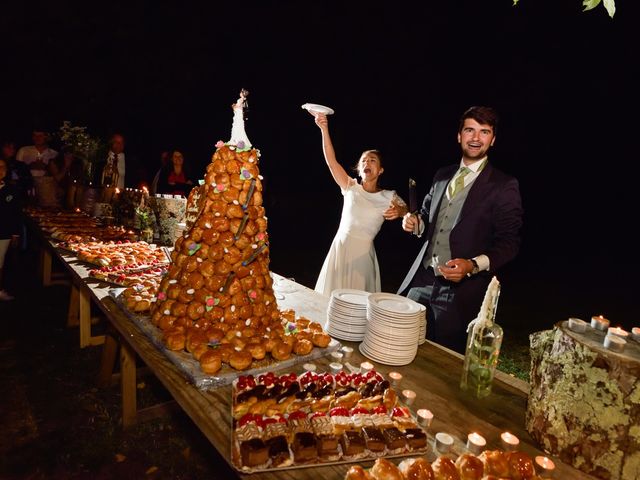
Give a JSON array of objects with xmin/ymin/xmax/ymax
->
[{"xmin": 460, "ymin": 321, "xmax": 504, "ymax": 398}]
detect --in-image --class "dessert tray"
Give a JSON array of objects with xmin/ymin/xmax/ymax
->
[
  {"xmin": 231, "ymin": 369, "xmax": 430, "ymax": 473},
  {"xmin": 109, "ymin": 288, "xmax": 341, "ymax": 389}
]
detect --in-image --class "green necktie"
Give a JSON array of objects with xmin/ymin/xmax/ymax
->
[{"xmin": 448, "ymin": 166, "xmax": 471, "ymax": 199}]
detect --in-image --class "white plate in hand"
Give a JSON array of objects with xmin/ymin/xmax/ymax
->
[{"xmin": 301, "ymin": 103, "xmax": 335, "ymax": 115}]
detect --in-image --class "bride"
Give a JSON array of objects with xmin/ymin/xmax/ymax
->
[{"xmin": 310, "ymin": 112, "xmax": 407, "ymax": 296}]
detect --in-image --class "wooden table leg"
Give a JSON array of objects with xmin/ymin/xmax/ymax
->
[
  {"xmin": 67, "ymin": 284, "xmax": 80, "ymax": 327},
  {"xmin": 79, "ymin": 287, "xmax": 105, "ymax": 348},
  {"xmin": 97, "ymin": 331, "xmax": 119, "ymax": 388},
  {"xmin": 120, "ymin": 342, "xmax": 137, "ymax": 429},
  {"xmin": 42, "ymin": 248, "xmax": 53, "ymax": 286}
]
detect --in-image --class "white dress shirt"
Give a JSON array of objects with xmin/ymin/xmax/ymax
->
[{"xmin": 16, "ymin": 146, "xmax": 58, "ymax": 177}]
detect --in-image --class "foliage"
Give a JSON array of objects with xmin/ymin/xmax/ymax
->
[
  {"xmin": 512, "ymin": 0, "xmax": 616, "ymax": 18},
  {"xmin": 57, "ymin": 121, "xmax": 106, "ymax": 184}
]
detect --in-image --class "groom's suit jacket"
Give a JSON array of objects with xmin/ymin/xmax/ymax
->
[{"xmin": 398, "ymin": 162, "xmax": 523, "ymax": 295}]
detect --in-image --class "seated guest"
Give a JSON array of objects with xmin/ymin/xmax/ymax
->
[
  {"xmin": 16, "ymin": 128, "xmax": 58, "ymax": 178},
  {"xmin": 158, "ymin": 150, "xmax": 194, "ymax": 197}
]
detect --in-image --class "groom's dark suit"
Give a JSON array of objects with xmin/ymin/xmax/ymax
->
[{"xmin": 398, "ymin": 162, "xmax": 523, "ymax": 353}]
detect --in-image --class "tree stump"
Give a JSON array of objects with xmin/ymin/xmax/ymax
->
[{"xmin": 526, "ymin": 321, "xmax": 640, "ymax": 480}]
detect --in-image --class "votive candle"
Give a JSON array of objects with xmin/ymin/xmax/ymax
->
[
  {"xmin": 632, "ymin": 327, "xmax": 640, "ymax": 342},
  {"xmin": 416, "ymin": 409, "xmax": 433, "ymax": 428},
  {"xmin": 591, "ymin": 315, "xmax": 610, "ymax": 331},
  {"xmin": 604, "ymin": 334, "xmax": 626, "ymax": 353},
  {"xmin": 340, "ymin": 346, "xmax": 353, "ymax": 360},
  {"xmin": 466, "ymin": 432, "xmax": 487, "ymax": 455},
  {"xmin": 535, "ymin": 456, "xmax": 556, "ymax": 477},
  {"xmin": 401, "ymin": 389, "xmax": 416, "ymax": 406},
  {"xmin": 434, "ymin": 432, "xmax": 454, "ymax": 453},
  {"xmin": 500, "ymin": 432, "xmax": 520, "ymax": 451},
  {"xmin": 360, "ymin": 361, "xmax": 374, "ymax": 374},
  {"xmin": 567, "ymin": 318, "xmax": 587, "ymax": 333},
  {"xmin": 388, "ymin": 371, "xmax": 403, "ymax": 388},
  {"xmin": 607, "ymin": 327, "xmax": 629, "ymax": 339},
  {"xmin": 330, "ymin": 351, "xmax": 344, "ymax": 363},
  {"xmin": 302, "ymin": 363, "xmax": 317, "ymax": 372},
  {"xmin": 329, "ymin": 362, "xmax": 343, "ymax": 374}
]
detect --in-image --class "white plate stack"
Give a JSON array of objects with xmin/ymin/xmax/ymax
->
[
  {"xmin": 418, "ymin": 304, "xmax": 427, "ymax": 345},
  {"xmin": 325, "ymin": 289, "xmax": 370, "ymax": 341},
  {"xmin": 359, "ymin": 293, "xmax": 424, "ymax": 366}
]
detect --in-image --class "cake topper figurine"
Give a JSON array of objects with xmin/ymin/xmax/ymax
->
[{"xmin": 229, "ymin": 88, "xmax": 252, "ymax": 149}]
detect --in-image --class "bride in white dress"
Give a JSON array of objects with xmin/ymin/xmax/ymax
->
[{"xmin": 310, "ymin": 112, "xmax": 407, "ymax": 296}]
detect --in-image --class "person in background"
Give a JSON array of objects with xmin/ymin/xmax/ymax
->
[
  {"xmin": 1, "ymin": 139, "xmax": 32, "ymax": 198},
  {"xmin": 48, "ymin": 147, "xmax": 83, "ymax": 201},
  {"xmin": 106, "ymin": 133, "xmax": 126, "ymax": 189},
  {"xmin": 16, "ymin": 128, "xmax": 58, "ymax": 178},
  {"xmin": 0, "ymin": 158, "xmax": 21, "ymax": 301},
  {"xmin": 309, "ymin": 112, "xmax": 407, "ymax": 296},
  {"xmin": 158, "ymin": 150, "xmax": 193, "ymax": 197},
  {"xmin": 150, "ymin": 150, "xmax": 170, "ymax": 195},
  {"xmin": 398, "ymin": 106, "xmax": 523, "ymax": 353}
]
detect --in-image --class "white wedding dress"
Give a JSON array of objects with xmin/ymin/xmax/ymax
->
[{"xmin": 315, "ymin": 178, "xmax": 401, "ymax": 296}]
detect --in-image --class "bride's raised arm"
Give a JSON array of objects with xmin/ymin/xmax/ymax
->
[{"xmin": 311, "ymin": 112, "xmax": 351, "ymax": 191}]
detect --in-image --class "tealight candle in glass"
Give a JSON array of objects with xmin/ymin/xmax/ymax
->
[
  {"xmin": 340, "ymin": 346, "xmax": 353, "ymax": 360},
  {"xmin": 330, "ymin": 351, "xmax": 344, "ymax": 364},
  {"xmin": 632, "ymin": 327, "xmax": 640, "ymax": 342},
  {"xmin": 329, "ymin": 362, "xmax": 343, "ymax": 374},
  {"xmin": 360, "ymin": 361, "xmax": 374, "ymax": 374},
  {"xmin": 607, "ymin": 327, "xmax": 629, "ymax": 339},
  {"xmin": 604, "ymin": 334, "xmax": 626, "ymax": 353},
  {"xmin": 567, "ymin": 317, "xmax": 587, "ymax": 333},
  {"xmin": 401, "ymin": 389, "xmax": 416, "ymax": 406},
  {"xmin": 591, "ymin": 315, "xmax": 610, "ymax": 331},
  {"xmin": 500, "ymin": 432, "xmax": 520, "ymax": 451},
  {"xmin": 388, "ymin": 371, "xmax": 403, "ymax": 388},
  {"xmin": 466, "ymin": 432, "xmax": 487, "ymax": 455},
  {"xmin": 434, "ymin": 432, "xmax": 454, "ymax": 453},
  {"xmin": 535, "ymin": 456, "xmax": 556, "ymax": 477},
  {"xmin": 416, "ymin": 409, "xmax": 433, "ymax": 428}
]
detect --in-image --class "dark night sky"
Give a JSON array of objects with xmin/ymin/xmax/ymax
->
[{"xmin": 1, "ymin": 1, "xmax": 636, "ymax": 330}]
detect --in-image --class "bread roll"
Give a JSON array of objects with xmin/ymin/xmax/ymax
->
[
  {"xmin": 455, "ymin": 454, "xmax": 484, "ymax": 480},
  {"xmin": 506, "ymin": 451, "xmax": 535, "ymax": 480},
  {"xmin": 432, "ymin": 456, "xmax": 460, "ymax": 480},
  {"xmin": 478, "ymin": 451, "xmax": 509, "ymax": 478},
  {"xmin": 344, "ymin": 465, "xmax": 372, "ymax": 480},
  {"xmin": 369, "ymin": 458, "xmax": 403, "ymax": 480},
  {"xmin": 398, "ymin": 457, "xmax": 435, "ymax": 480}
]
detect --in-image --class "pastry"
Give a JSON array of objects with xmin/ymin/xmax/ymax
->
[
  {"xmin": 369, "ymin": 458, "xmax": 404, "ymax": 480},
  {"xmin": 432, "ymin": 456, "xmax": 461, "ymax": 480},
  {"xmin": 455, "ymin": 453, "xmax": 484, "ymax": 480}
]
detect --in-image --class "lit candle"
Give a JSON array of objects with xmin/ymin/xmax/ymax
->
[
  {"xmin": 632, "ymin": 327, "xmax": 640, "ymax": 342},
  {"xmin": 416, "ymin": 409, "xmax": 433, "ymax": 428},
  {"xmin": 500, "ymin": 432, "xmax": 520, "ymax": 451},
  {"xmin": 466, "ymin": 432, "xmax": 487, "ymax": 455},
  {"xmin": 329, "ymin": 362, "xmax": 343, "ymax": 374},
  {"xmin": 434, "ymin": 432, "xmax": 454, "ymax": 453},
  {"xmin": 360, "ymin": 361, "xmax": 374, "ymax": 374},
  {"xmin": 340, "ymin": 346, "xmax": 353, "ymax": 360},
  {"xmin": 604, "ymin": 334, "xmax": 626, "ymax": 353},
  {"xmin": 388, "ymin": 371, "xmax": 403, "ymax": 388},
  {"xmin": 401, "ymin": 389, "xmax": 416, "ymax": 406},
  {"xmin": 567, "ymin": 317, "xmax": 587, "ymax": 333},
  {"xmin": 607, "ymin": 327, "xmax": 629, "ymax": 339},
  {"xmin": 535, "ymin": 456, "xmax": 556, "ymax": 477},
  {"xmin": 330, "ymin": 351, "xmax": 344, "ymax": 364},
  {"xmin": 591, "ymin": 315, "xmax": 610, "ymax": 331}
]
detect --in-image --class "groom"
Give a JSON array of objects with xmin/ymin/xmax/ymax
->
[{"xmin": 398, "ymin": 106, "xmax": 523, "ymax": 353}]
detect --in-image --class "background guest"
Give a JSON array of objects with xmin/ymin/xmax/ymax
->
[
  {"xmin": 0, "ymin": 158, "xmax": 21, "ymax": 301},
  {"xmin": 150, "ymin": 150, "xmax": 170, "ymax": 195},
  {"xmin": 1, "ymin": 138, "xmax": 32, "ymax": 197},
  {"xmin": 48, "ymin": 147, "xmax": 83, "ymax": 203},
  {"xmin": 158, "ymin": 150, "xmax": 193, "ymax": 197},
  {"xmin": 107, "ymin": 133, "xmax": 126, "ymax": 189},
  {"xmin": 16, "ymin": 128, "xmax": 58, "ymax": 178}
]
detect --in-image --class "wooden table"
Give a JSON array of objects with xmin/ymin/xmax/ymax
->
[{"xmin": 30, "ymin": 231, "xmax": 596, "ymax": 479}]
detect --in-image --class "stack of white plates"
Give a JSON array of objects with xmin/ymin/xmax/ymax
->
[
  {"xmin": 360, "ymin": 293, "xmax": 424, "ymax": 366},
  {"xmin": 325, "ymin": 288, "xmax": 370, "ymax": 341},
  {"xmin": 418, "ymin": 304, "xmax": 427, "ymax": 345}
]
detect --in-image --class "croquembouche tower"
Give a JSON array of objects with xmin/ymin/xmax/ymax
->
[{"xmin": 149, "ymin": 90, "xmax": 330, "ymax": 375}]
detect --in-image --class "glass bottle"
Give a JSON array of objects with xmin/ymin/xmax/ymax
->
[{"xmin": 460, "ymin": 321, "xmax": 504, "ymax": 398}]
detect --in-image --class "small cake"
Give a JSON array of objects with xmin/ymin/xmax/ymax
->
[
  {"xmin": 382, "ymin": 427, "xmax": 407, "ymax": 452},
  {"xmin": 240, "ymin": 438, "xmax": 269, "ymax": 468},
  {"xmin": 362, "ymin": 426, "xmax": 386, "ymax": 453},
  {"xmin": 290, "ymin": 418, "xmax": 317, "ymax": 463},
  {"xmin": 405, "ymin": 428, "xmax": 427, "ymax": 450},
  {"xmin": 341, "ymin": 430, "xmax": 366, "ymax": 457},
  {"xmin": 264, "ymin": 422, "xmax": 291, "ymax": 467},
  {"xmin": 311, "ymin": 415, "xmax": 340, "ymax": 459}
]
